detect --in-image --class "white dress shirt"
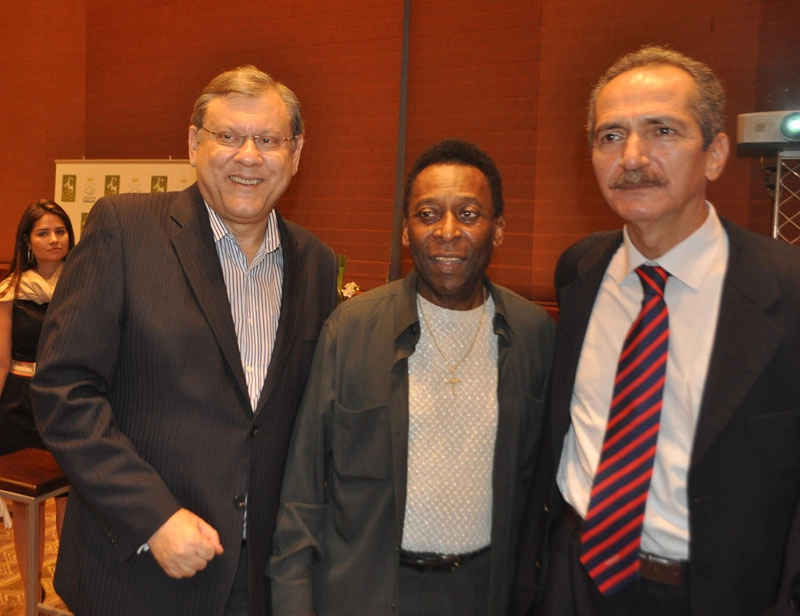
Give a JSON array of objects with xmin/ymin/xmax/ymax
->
[{"xmin": 557, "ymin": 203, "xmax": 728, "ymax": 560}]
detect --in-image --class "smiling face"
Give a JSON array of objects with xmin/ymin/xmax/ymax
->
[
  {"xmin": 27, "ymin": 213, "xmax": 69, "ymax": 266},
  {"xmin": 188, "ymin": 90, "xmax": 303, "ymax": 238},
  {"xmin": 591, "ymin": 64, "xmax": 729, "ymax": 257},
  {"xmin": 402, "ymin": 163, "xmax": 505, "ymax": 310}
]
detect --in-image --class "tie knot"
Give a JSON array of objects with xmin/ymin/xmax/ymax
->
[{"xmin": 635, "ymin": 264, "xmax": 668, "ymax": 297}]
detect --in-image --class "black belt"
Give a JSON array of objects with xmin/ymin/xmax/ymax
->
[
  {"xmin": 399, "ymin": 546, "xmax": 490, "ymax": 572},
  {"xmin": 561, "ymin": 503, "xmax": 687, "ymax": 586}
]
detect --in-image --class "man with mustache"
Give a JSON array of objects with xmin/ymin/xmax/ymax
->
[
  {"xmin": 514, "ymin": 46, "xmax": 800, "ymax": 616},
  {"xmin": 270, "ymin": 139, "xmax": 556, "ymax": 615}
]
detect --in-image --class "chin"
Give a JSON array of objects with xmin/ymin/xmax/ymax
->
[{"xmin": 610, "ymin": 202, "xmax": 667, "ymax": 222}]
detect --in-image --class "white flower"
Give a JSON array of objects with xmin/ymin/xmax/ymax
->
[{"xmin": 341, "ymin": 281, "xmax": 361, "ymax": 299}]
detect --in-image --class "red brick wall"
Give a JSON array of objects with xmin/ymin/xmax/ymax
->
[{"xmin": 1, "ymin": 0, "xmax": 795, "ymax": 301}]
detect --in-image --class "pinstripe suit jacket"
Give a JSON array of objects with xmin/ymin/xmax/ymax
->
[{"xmin": 31, "ymin": 183, "xmax": 337, "ymax": 616}]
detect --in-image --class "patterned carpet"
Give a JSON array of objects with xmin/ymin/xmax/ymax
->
[{"xmin": 0, "ymin": 498, "xmax": 70, "ymax": 615}]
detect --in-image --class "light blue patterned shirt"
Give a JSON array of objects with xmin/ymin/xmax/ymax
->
[{"xmin": 206, "ymin": 204, "xmax": 284, "ymax": 411}]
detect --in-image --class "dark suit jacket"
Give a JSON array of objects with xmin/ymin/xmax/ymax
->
[
  {"xmin": 514, "ymin": 218, "xmax": 800, "ymax": 616},
  {"xmin": 31, "ymin": 184, "xmax": 337, "ymax": 616}
]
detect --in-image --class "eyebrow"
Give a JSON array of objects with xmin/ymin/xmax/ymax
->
[
  {"xmin": 414, "ymin": 196, "xmax": 484, "ymax": 206},
  {"xmin": 597, "ymin": 114, "xmax": 688, "ymax": 130},
  {"xmin": 207, "ymin": 125, "xmax": 285, "ymax": 135}
]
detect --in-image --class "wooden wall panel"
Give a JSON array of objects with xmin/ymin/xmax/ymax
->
[
  {"xmin": 0, "ymin": 0, "xmax": 86, "ymax": 263},
  {"xmin": 747, "ymin": 0, "xmax": 800, "ymax": 235},
  {"xmin": 404, "ymin": 0, "xmax": 542, "ymax": 298},
  {"xmin": 80, "ymin": 0, "xmax": 403, "ymax": 292},
  {"xmin": 531, "ymin": 0, "xmax": 763, "ymax": 301},
  {"xmin": 1, "ymin": 0, "xmax": 795, "ymax": 301}
]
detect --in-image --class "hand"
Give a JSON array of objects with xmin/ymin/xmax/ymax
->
[{"xmin": 147, "ymin": 508, "xmax": 224, "ymax": 578}]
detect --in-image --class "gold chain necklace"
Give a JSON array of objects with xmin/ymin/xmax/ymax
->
[{"xmin": 416, "ymin": 288, "xmax": 488, "ymax": 397}]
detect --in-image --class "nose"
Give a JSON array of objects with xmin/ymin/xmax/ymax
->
[
  {"xmin": 434, "ymin": 212, "xmax": 462, "ymax": 241},
  {"xmin": 619, "ymin": 133, "xmax": 649, "ymax": 170},
  {"xmin": 234, "ymin": 136, "xmax": 262, "ymax": 162}
]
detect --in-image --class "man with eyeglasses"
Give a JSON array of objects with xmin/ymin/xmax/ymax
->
[{"xmin": 32, "ymin": 65, "xmax": 337, "ymax": 616}]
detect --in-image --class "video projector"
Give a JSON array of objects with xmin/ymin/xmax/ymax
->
[{"xmin": 737, "ymin": 110, "xmax": 800, "ymax": 150}]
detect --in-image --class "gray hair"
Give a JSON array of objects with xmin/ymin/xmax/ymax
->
[
  {"xmin": 587, "ymin": 45, "xmax": 726, "ymax": 150},
  {"xmin": 191, "ymin": 65, "xmax": 304, "ymax": 140}
]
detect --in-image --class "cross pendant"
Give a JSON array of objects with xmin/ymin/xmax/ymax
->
[{"xmin": 445, "ymin": 373, "xmax": 461, "ymax": 396}]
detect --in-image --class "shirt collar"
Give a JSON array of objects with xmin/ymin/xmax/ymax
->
[
  {"xmin": 204, "ymin": 203, "xmax": 282, "ymax": 255},
  {"xmin": 398, "ymin": 271, "xmax": 510, "ymax": 344},
  {"xmin": 614, "ymin": 202, "xmax": 728, "ymax": 291}
]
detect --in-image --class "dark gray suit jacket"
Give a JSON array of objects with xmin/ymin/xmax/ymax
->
[
  {"xmin": 514, "ymin": 219, "xmax": 800, "ymax": 616},
  {"xmin": 32, "ymin": 184, "xmax": 337, "ymax": 616}
]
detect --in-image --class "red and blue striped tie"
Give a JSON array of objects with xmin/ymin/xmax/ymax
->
[{"xmin": 579, "ymin": 264, "xmax": 670, "ymax": 595}]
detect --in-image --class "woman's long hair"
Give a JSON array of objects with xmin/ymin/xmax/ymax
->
[{"xmin": 0, "ymin": 199, "xmax": 75, "ymax": 298}]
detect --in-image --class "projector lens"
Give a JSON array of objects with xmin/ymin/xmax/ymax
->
[{"xmin": 780, "ymin": 112, "xmax": 800, "ymax": 142}]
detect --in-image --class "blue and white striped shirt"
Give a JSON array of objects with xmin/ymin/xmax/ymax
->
[{"xmin": 206, "ymin": 204, "xmax": 283, "ymax": 412}]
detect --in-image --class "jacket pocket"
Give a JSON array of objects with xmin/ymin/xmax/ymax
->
[{"xmin": 331, "ymin": 401, "xmax": 392, "ymax": 479}]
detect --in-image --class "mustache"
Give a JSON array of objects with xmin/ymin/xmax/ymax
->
[{"xmin": 608, "ymin": 169, "xmax": 667, "ymax": 189}]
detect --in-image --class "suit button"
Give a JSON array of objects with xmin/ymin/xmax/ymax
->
[
  {"xmin": 250, "ymin": 425, "xmax": 259, "ymax": 437},
  {"xmin": 234, "ymin": 495, "xmax": 245, "ymax": 508}
]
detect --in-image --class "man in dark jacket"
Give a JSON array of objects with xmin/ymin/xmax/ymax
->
[
  {"xmin": 32, "ymin": 65, "xmax": 337, "ymax": 616},
  {"xmin": 271, "ymin": 139, "xmax": 556, "ymax": 616},
  {"xmin": 515, "ymin": 45, "xmax": 800, "ymax": 616}
]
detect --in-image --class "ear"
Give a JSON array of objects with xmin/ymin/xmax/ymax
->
[
  {"xmin": 188, "ymin": 125, "xmax": 200, "ymax": 167},
  {"xmin": 705, "ymin": 132, "xmax": 729, "ymax": 182},
  {"xmin": 291, "ymin": 135, "xmax": 305, "ymax": 175},
  {"xmin": 401, "ymin": 219, "xmax": 410, "ymax": 247},
  {"xmin": 492, "ymin": 216, "xmax": 505, "ymax": 248}
]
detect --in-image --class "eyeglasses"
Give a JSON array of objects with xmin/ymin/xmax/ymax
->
[{"xmin": 199, "ymin": 127, "xmax": 295, "ymax": 152}]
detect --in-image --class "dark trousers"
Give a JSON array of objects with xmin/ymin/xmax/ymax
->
[
  {"xmin": 398, "ymin": 549, "xmax": 490, "ymax": 616},
  {"xmin": 224, "ymin": 542, "xmax": 249, "ymax": 616},
  {"xmin": 536, "ymin": 505, "xmax": 690, "ymax": 616}
]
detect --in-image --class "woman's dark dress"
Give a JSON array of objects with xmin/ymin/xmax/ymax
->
[{"xmin": 0, "ymin": 299, "xmax": 48, "ymax": 454}]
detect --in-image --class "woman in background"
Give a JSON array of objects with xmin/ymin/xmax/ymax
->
[{"xmin": 0, "ymin": 199, "xmax": 74, "ymax": 600}]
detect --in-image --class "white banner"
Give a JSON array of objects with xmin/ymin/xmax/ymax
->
[{"xmin": 54, "ymin": 159, "xmax": 196, "ymax": 241}]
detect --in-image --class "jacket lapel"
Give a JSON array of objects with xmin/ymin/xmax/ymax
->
[
  {"xmin": 254, "ymin": 213, "xmax": 300, "ymax": 415},
  {"xmin": 168, "ymin": 185, "xmax": 250, "ymax": 402},
  {"xmin": 553, "ymin": 223, "xmax": 785, "ymax": 478},
  {"xmin": 691, "ymin": 222, "xmax": 785, "ymax": 464},
  {"xmin": 551, "ymin": 233, "xmax": 621, "ymax": 465}
]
